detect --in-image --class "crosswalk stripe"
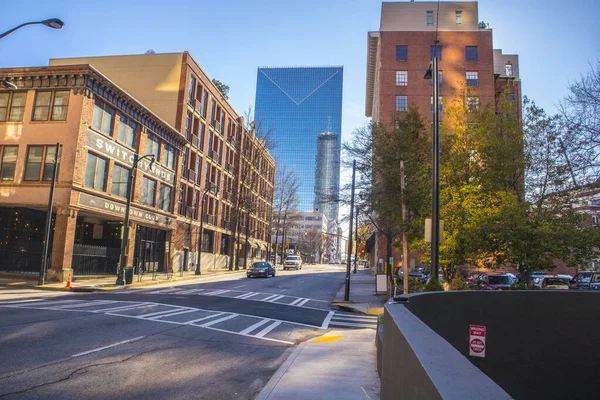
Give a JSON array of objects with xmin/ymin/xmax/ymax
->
[
  {"xmin": 149, "ymin": 309, "xmax": 198, "ymax": 320},
  {"xmin": 289, "ymin": 298, "xmax": 304, "ymax": 306},
  {"xmin": 262, "ymin": 294, "xmax": 279, "ymax": 302},
  {"xmin": 321, "ymin": 311, "xmax": 335, "ymax": 328},
  {"xmin": 297, "ymin": 298, "xmax": 311, "ymax": 307},
  {"xmin": 93, "ymin": 303, "xmax": 151, "ymax": 313},
  {"xmin": 329, "ymin": 321, "xmax": 376, "ymax": 329},
  {"xmin": 177, "ymin": 289, "xmax": 203, "ymax": 294},
  {"xmin": 53, "ymin": 300, "xmax": 116, "ymax": 309},
  {"xmin": 183, "ymin": 313, "xmax": 225, "ymax": 325},
  {"xmin": 196, "ymin": 314, "xmax": 237, "ymax": 327},
  {"xmin": 239, "ymin": 318, "xmax": 271, "ymax": 335},
  {"xmin": 205, "ymin": 289, "xmax": 229, "ymax": 296},
  {"xmin": 137, "ymin": 308, "xmax": 186, "ymax": 319},
  {"xmin": 267, "ymin": 295, "xmax": 285, "ymax": 303},
  {"xmin": 255, "ymin": 321, "xmax": 282, "ymax": 337},
  {"xmin": 235, "ymin": 292, "xmax": 254, "ymax": 299}
]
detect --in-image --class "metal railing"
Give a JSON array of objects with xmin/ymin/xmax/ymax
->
[
  {"xmin": 72, "ymin": 244, "xmax": 120, "ymax": 276},
  {"xmin": 0, "ymin": 247, "xmax": 41, "ymax": 273}
]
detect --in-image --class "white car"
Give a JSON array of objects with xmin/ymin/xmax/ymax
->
[
  {"xmin": 540, "ymin": 276, "xmax": 570, "ymax": 290},
  {"xmin": 283, "ymin": 255, "xmax": 303, "ymax": 270}
]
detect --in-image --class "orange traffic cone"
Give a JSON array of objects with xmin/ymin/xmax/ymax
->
[{"xmin": 65, "ymin": 273, "xmax": 71, "ymax": 288}]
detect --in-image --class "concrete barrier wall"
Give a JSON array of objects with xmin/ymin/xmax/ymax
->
[
  {"xmin": 381, "ymin": 302, "xmax": 510, "ymax": 400},
  {"xmin": 404, "ymin": 291, "xmax": 600, "ymax": 400}
]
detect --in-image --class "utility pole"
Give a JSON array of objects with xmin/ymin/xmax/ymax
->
[
  {"xmin": 38, "ymin": 143, "xmax": 60, "ymax": 285},
  {"xmin": 400, "ymin": 160, "xmax": 409, "ymax": 294},
  {"xmin": 431, "ymin": 56, "xmax": 441, "ymax": 282},
  {"xmin": 345, "ymin": 160, "xmax": 356, "ymax": 301}
]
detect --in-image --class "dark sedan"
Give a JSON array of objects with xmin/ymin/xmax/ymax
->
[{"xmin": 247, "ymin": 262, "xmax": 276, "ymax": 278}]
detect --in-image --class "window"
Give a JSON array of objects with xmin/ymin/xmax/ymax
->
[
  {"xmin": 158, "ymin": 184, "xmax": 172, "ymax": 212},
  {"xmin": 111, "ymin": 164, "xmax": 130, "ymax": 198},
  {"xmin": 0, "ymin": 146, "xmax": 18, "ymax": 181},
  {"xmin": 188, "ymin": 75, "xmax": 196, "ymax": 104},
  {"xmin": 395, "ymin": 96, "xmax": 408, "ymax": 112},
  {"xmin": 117, "ymin": 116, "xmax": 136, "ymax": 147},
  {"xmin": 468, "ymin": 97, "xmax": 480, "ymax": 112},
  {"xmin": 92, "ymin": 101, "xmax": 115, "ymax": 134},
  {"xmin": 185, "ymin": 111, "xmax": 192, "ymax": 140},
  {"xmin": 430, "ymin": 71, "xmax": 443, "ymax": 86},
  {"xmin": 466, "ymin": 46, "xmax": 478, "ymax": 62},
  {"xmin": 505, "ymin": 63, "xmax": 513, "ymax": 77},
  {"xmin": 32, "ymin": 90, "xmax": 69, "ymax": 121},
  {"xmin": 181, "ymin": 146, "xmax": 188, "ymax": 176},
  {"xmin": 427, "ymin": 11, "xmax": 433, "ymax": 26},
  {"xmin": 202, "ymin": 92, "xmax": 208, "ymax": 118},
  {"xmin": 161, "ymin": 143, "xmax": 175, "ymax": 170},
  {"xmin": 23, "ymin": 145, "xmax": 58, "ymax": 182},
  {"xmin": 396, "ymin": 71, "xmax": 408, "ymax": 86},
  {"xmin": 84, "ymin": 152, "xmax": 107, "ymax": 190},
  {"xmin": 431, "ymin": 96, "xmax": 443, "ymax": 112},
  {"xmin": 396, "ymin": 45, "xmax": 408, "ymax": 61},
  {"xmin": 456, "ymin": 11, "xmax": 462, "ymax": 25},
  {"xmin": 199, "ymin": 123, "xmax": 206, "ymax": 152},
  {"xmin": 430, "ymin": 45, "xmax": 442, "ymax": 61},
  {"xmin": 141, "ymin": 177, "xmax": 157, "ymax": 206},
  {"xmin": 466, "ymin": 71, "xmax": 478, "ymax": 87},
  {"xmin": 146, "ymin": 133, "xmax": 160, "ymax": 161},
  {"xmin": 0, "ymin": 92, "xmax": 26, "ymax": 122}
]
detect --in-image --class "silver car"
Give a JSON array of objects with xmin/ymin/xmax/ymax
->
[{"xmin": 283, "ymin": 255, "xmax": 303, "ymax": 270}]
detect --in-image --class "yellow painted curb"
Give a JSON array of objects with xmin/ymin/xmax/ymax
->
[
  {"xmin": 367, "ymin": 309, "xmax": 384, "ymax": 315},
  {"xmin": 312, "ymin": 335, "xmax": 343, "ymax": 343}
]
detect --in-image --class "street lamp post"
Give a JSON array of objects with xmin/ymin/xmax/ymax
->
[
  {"xmin": 116, "ymin": 153, "xmax": 154, "ymax": 285},
  {"xmin": 197, "ymin": 184, "xmax": 219, "ymax": 275},
  {"xmin": 424, "ymin": 56, "xmax": 441, "ymax": 282},
  {"xmin": 0, "ymin": 18, "xmax": 65, "ymax": 40}
]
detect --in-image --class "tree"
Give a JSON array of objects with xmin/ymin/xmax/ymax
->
[
  {"xmin": 212, "ymin": 79, "xmax": 230, "ymax": 100},
  {"xmin": 343, "ymin": 105, "xmax": 430, "ymax": 277},
  {"xmin": 299, "ymin": 227, "xmax": 324, "ymax": 263},
  {"xmin": 272, "ymin": 165, "xmax": 300, "ymax": 263},
  {"xmin": 559, "ymin": 60, "xmax": 600, "ymax": 184}
]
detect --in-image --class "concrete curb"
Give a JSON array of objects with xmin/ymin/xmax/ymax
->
[
  {"xmin": 0, "ymin": 269, "xmax": 247, "ymax": 292},
  {"xmin": 255, "ymin": 341, "xmax": 308, "ymax": 400}
]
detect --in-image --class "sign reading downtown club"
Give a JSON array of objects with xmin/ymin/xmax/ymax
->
[
  {"xmin": 78, "ymin": 192, "xmax": 173, "ymax": 227},
  {"xmin": 86, "ymin": 128, "xmax": 175, "ymax": 185}
]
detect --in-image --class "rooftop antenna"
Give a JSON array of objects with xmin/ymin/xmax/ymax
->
[{"xmin": 327, "ymin": 116, "xmax": 332, "ymax": 133}]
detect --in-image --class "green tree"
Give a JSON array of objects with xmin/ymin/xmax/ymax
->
[{"xmin": 212, "ymin": 79, "xmax": 230, "ymax": 100}]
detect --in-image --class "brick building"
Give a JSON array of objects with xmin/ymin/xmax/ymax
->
[
  {"xmin": 0, "ymin": 54, "xmax": 274, "ymax": 281},
  {"xmin": 365, "ymin": 1, "xmax": 521, "ymax": 273}
]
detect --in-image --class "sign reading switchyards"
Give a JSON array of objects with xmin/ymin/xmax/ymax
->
[
  {"xmin": 86, "ymin": 128, "xmax": 175, "ymax": 185},
  {"xmin": 78, "ymin": 192, "xmax": 172, "ymax": 227}
]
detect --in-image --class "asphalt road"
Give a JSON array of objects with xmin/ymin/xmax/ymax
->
[{"xmin": 0, "ymin": 264, "xmax": 372, "ymax": 399}]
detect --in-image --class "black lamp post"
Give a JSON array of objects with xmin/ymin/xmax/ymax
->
[
  {"xmin": 116, "ymin": 153, "xmax": 154, "ymax": 285},
  {"xmin": 424, "ymin": 56, "xmax": 441, "ymax": 282},
  {"xmin": 0, "ymin": 18, "xmax": 65, "ymax": 40},
  {"xmin": 197, "ymin": 183, "xmax": 219, "ymax": 275}
]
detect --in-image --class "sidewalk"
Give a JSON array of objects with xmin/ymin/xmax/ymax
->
[
  {"xmin": 0, "ymin": 268, "xmax": 246, "ymax": 292},
  {"xmin": 255, "ymin": 267, "xmax": 385, "ymax": 400},
  {"xmin": 256, "ymin": 328, "xmax": 380, "ymax": 400},
  {"xmin": 332, "ymin": 267, "xmax": 387, "ymax": 315}
]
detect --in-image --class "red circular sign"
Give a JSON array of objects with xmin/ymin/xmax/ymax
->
[{"xmin": 470, "ymin": 338, "xmax": 485, "ymax": 353}]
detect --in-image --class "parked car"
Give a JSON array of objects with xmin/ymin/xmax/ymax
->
[
  {"xmin": 283, "ymin": 255, "xmax": 303, "ymax": 270},
  {"xmin": 540, "ymin": 276, "xmax": 570, "ymax": 290},
  {"xmin": 247, "ymin": 261, "xmax": 276, "ymax": 278},
  {"xmin": 486, "ymin": 274, "xmax": 515, "ymax": 290},
  {"xmin": 570, "ymin": 271, "xmax": 600, "ymax": 290}
]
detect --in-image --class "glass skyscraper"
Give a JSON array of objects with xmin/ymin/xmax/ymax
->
[
  {"xmin": 315, "ymin": 131, "xmax": 340, "ymax": 223},
  {"xmin": 254, "ymin": 66, "xmax": 343, "ymax": 218}
]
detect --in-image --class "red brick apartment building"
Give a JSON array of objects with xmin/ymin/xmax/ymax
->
[
  {"xmin": 365, "ymin": 1, "xmax": 521, "ymax": 272},
  {"xmin": 0, "ymin": 53, "xmax": 274, "ymax": 281}
]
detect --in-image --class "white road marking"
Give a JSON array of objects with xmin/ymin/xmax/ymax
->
[
  {"xmin": 184, "ymin": 313, "xmax": 226, "ymax": 325},
  {"xmin": 93, "ymin": 303, "xmax": 152, "ymax": 313},
  {"xmin": 137, "ymin": 308, "xmax": 186, "ymax": 319},
  {"xmin": 333, "ymin": 315, "xmax": 378, "ymax": 321},
  {"xmin": 149, "ymin": 309, "xmax": 198, "ymax": 320},
  {"xmin": 262, "ymin": 294, "xmax": 279, "ymax": 302},
  {"xmin": 236, "ymin": 292, "xmax": 259, "ymax": 299},
  {"xmin": 177, "ymin": 289, "xmax": 203, "ymax": 294},
  {"xmin": 239, "ymin": 318, "xmax": 271, "ymax": 335},
  {"xmin": 233, "ymin": 284, "xmax": 247, "ymax": 289},
  {"xmin": 204, "ymin": 289, "xmax": 230, "ymax": 296},
  {"xmin": 267, "ymin": 295, "xmax": 285, "ymax": 303},
  {"xmin": 196, "ymin": 314, "xmax": 237, "ymax": 327},
  {"xmin": 53, "ymin": 300, "xmax": 117, "ymax": 309},
  {"xmin": 15, "ymin": 300, "xmax": 81, "ymax": 307},
  {"xmin": 297, "ymin": 298, "xmax": 311, "ymax": 307},
  {"xmin": 255, "ymin": 321, "xmax": 282, "ymax": 338},
  {"xmin": 328, "ymin": 321, "xmax": 376, "ymax": 329},
  {"xmin": 71, "ymin": 336, "xmax": 145, "ymax": 358},
  {"xmin": 321, "ymin": 311, "xmax": 335, "ymax": 329},
  {"xmin": 289, "ymin": 298, "xmax": 304, "ymax": 306}
]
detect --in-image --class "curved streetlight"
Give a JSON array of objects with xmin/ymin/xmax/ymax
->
[
  {"xmin": 0, "ymin": 18, "xmax": 65, "ymax": 40},
  {"xmin": 116, "ymin": 154, "xmax": 155, "ymax": 285},
  {"xmin": 197, "ymin": 183, "xmax": 219, "ymax": 275}
]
